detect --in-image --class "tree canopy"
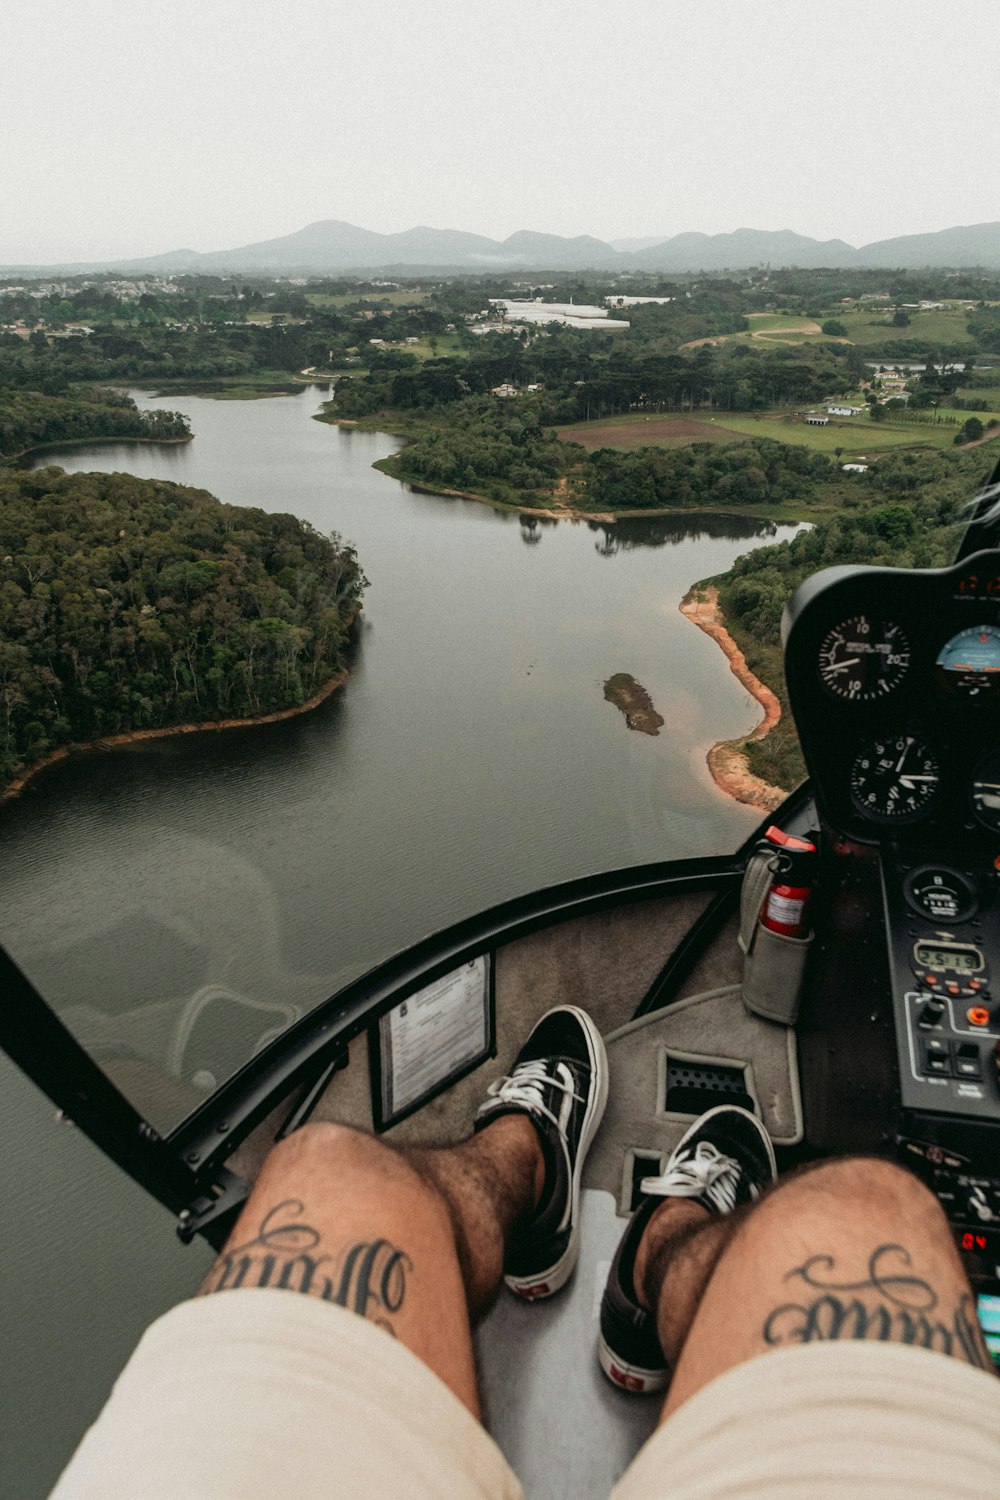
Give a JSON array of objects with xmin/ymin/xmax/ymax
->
[{"xmin": 0, "ymin": 468, "xmax": 366, "ymax": 788}]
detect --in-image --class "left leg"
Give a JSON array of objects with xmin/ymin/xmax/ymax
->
[
  {"xmin": 199, "ymin": 1004, "xmax": 607, "ymax": 1417},
  {"xmin": 51, "ymin": 1007, "xmax": 605, "ymax": 1500},
  {"xmin": 198, "ymin": 1113, "xmax": 543, "ymax": 1417}
]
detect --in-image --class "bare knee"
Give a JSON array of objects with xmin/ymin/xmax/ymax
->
[
  {"xmin": 258, "ymin": 1123, "xmax": 454, "ymax": 1235},
  {"xmin": 264, "ymin": 1120, "xmax": 391, "ymax": 1176},
  {"xmin": 763, "ymin": 1155, "xmax": 944, "ymax": 1229}
]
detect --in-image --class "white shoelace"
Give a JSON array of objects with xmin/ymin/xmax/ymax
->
[
  {"xmin": 485, "ymin": 1058, "xmax": 583, "ymax": 1135},
  {"xmin": 640, "ymin": 1140, "xmax": 744, "ymax": 1214}
]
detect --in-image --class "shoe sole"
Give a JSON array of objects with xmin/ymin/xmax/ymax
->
[
  {"xmin": 597, "ymin": 1333, "xmax": 669, "ymax": 1395},
  {"xmin": 504, "ymin": 1006, "xmax": 609, "ymax": 1300}
]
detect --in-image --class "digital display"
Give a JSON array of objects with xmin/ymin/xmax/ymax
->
[
  {"xmin": 977, "ymin": 1294, "xmax": 1000, "ymax": 1370},
  {"xmin": 914, "ymin": 943, "xmax": 982, "ymax": 973}
]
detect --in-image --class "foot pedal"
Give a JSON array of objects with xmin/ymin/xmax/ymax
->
[{"xmin": 659, "ymin": 1050, "xmax": 755, "ymax": 1118}]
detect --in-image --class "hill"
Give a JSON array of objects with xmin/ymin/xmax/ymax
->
[{"xmin": 5, "ymin": 221, "xmax": 1000, "ymax": 277}]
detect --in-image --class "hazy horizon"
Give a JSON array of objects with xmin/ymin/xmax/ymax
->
[{"xmin": 4, "ymin": 0, "xmax": 998, "ymax": 265}]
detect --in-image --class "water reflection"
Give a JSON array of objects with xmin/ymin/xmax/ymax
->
[{"xmin": 592, "ymin": 512, "xmax": 779, "ymax": 553}]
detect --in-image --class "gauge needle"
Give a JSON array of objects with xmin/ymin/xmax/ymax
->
[
  {"xmin": 896, "ymin": 742, "xmax": 911, "ymax": 773},
  {"xmin": 900, "ymin": 775, "xmax": 937, "ymax": 786},
  {"xmin": 827, "ymin": 658, "xmax": 859, "ymax": 673}
]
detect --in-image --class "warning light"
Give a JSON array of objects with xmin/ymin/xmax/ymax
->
[
  {"xmin": 961, "ymin": 1232, "xmax": 989, "ymax": 1252},
  {"xmin": 967, "ymin": 1006, "xmax": 990, "ymax": 1027}
]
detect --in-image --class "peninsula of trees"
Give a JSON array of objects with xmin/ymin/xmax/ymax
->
[
  {"xmin": 0, "ymin": 468, "xmax": 367, "ymax": 791},
  {"xmin": 0, "ymin": 386, "xmax": 189, "ymax": 461}
]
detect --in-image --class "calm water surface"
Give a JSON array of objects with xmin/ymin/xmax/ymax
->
[{"xmin": 2, "ymin": 387, "xmax": 799, "ymax": 1493}]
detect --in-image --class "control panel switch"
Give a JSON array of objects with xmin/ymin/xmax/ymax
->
[
  {"xmin": 954, "ymin": 1043, "xmax": 983, "ymax": 1080},
  {"xmin": 922, "ymin": 1038, "xmax": 952, "ymax": 1076}
]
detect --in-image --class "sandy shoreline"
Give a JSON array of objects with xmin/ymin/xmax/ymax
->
[{"xmin": 679, "ymin": 585, "xmax": 787, "ymax": 812}]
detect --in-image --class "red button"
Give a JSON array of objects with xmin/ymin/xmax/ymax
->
[{"xmin": 967, "ymin": 1006, "xmax": 990, "ymax": 1027}]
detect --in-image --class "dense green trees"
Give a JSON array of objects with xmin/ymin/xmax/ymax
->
[
  {"xmin": 0, "ymin": 469, "xmax": 366, "ymax": 787},
  {"xmin": 0, "ymin": 387, "xmax": 189, "ymax": 459},
  {"xmin": 393, "ymin": 397, "xmax": 567, "ymax": 502},
  {"xmin": 585, "ymin": 439, "xmax": 831, "ymax": 511}
]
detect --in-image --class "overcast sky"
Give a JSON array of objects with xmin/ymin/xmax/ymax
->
[{"xmin": 3, "ymin": 0, "xmax": 997, "ymax": 265}]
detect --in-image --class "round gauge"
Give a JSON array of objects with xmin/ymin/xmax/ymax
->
[
  {"xmin": 905, "ymin": 866, "xmax": 977, "ymax": 923},
  {"xmin": 849, "ymin": 735, "xmax": 940, "ymax": 822},
  {"xmin": 971, "ymin": 750, "xmax": 1000, "ymax": 833},
  {"xmin": 935, "ymin": 624, "xmax": 1000, "ymax": 696},
  {"xmin": 818, "ymin": 616, "xmax": 910, "ymax": 701}
]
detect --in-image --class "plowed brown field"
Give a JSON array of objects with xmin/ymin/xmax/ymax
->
[{"xmin": 557, "ymin": 417, "xmax": 749, "ymax": 450}]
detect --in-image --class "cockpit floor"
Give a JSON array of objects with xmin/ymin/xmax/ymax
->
[{"xmin": 475, "ymin": 1188, "xmax": 659, "ymax": 1498}]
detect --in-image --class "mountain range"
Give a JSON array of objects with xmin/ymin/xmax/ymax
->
[{"xmin": 6, "ymin": 220, "xmax": 1000, "ymax": 277}]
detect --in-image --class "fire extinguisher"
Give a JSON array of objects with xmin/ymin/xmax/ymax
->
[{"xmin": 758, "ymin": 826, "xmax": 817, "ymax": 938}]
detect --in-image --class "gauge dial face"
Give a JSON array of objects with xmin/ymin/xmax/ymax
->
[
  {"xmin": 936, "ymin": 624, "xmax": 1000, "ymax": 695},
  {"xmin": 971, "ymin": 750, "xmax": 1000, "ymax": 833},
  {"xmin": 818, "ymin": 616, "xmax": 910, "ymax": 701},
  {"xmin": 850, "ymin": 735, "xmax": 940, "ymax": 822}
]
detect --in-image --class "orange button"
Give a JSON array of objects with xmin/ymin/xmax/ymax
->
[
  {"xmin": 967, "ymin": 1006, "xmax": 990, "ymax": 1027},
  {"xmin": 926, "ymin": 975, "xmax": 939, "ymax": 987}
]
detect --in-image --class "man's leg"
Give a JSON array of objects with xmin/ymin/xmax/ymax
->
[
  {"xmin": 199, "ymin": 1004, "xmax": 607, "ymax": 1418},
  {"xmin": 197, "ymin": 1114, "xmax": 543, "ymax": 1416},
  {"xmin": 641, "ymin": 1153, "xmax": 993, "ymax": 1420},
  {"xmin": 605, "ymin": 1117, "xmax": 1000, "ymax": 1500},
  {"xmin": 51, "ymin": 1008, "xmax": 605, "ymax": 1500},
  {"xmin": 601, "ymin": 1104, "xmax": 992, "ymax": 1409}
]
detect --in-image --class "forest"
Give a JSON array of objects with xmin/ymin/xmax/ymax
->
[
  {"xmin": 0, "ymin": 468, "xmax": 367, "ymax": 789},
  {"xmin": 0, "ymin": 387, "xmax": 189, "ymax": 461}
]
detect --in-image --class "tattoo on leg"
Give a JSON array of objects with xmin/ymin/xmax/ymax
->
[
  {"xmin": 202, "ymin": 1200, "xmax": 413, "ymax": 1334},
  {"xmin": 761, "ymin": 1243, "xmax": 991, "ymax": 1371}
]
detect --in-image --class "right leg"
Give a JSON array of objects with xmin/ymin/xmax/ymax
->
[{"xmin": 648, "ymin": 1153, "xmax": 993, "ymax": 1419}]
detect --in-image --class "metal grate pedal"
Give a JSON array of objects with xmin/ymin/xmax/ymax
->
[{"xmin": 662, "ymin": 1057, "xmax": 753, "ymax": 1117}]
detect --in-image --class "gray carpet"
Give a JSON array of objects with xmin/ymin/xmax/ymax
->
[{"xmin": 474, "ymin": 1189, "xmax": 661, "ymax": 1499}]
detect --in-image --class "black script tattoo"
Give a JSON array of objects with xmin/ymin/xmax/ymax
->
[
  {"xmin": 203, "ymin": 1199, "xmax": 413, "ymax": 1334},
  {"xmin": 762, "ymin": 1243, "xmax": 992, "ymax": 1372}
]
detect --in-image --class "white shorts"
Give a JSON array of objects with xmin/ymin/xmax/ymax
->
[{"xmin": 50, "ymin": 1289, "xmax": 1000, "ymax": 1500}]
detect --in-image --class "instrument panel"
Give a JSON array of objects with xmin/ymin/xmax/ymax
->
[
  {"xmin": 782, "ymin": 552, "xmax": 1000, "ymax": 846},
  {"xmin": 785, "ymin": 553, "xmax": 1000, "ymax": 1293}
]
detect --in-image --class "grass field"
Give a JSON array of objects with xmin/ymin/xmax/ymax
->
[
  {"xmin": 832, "ymin": 307, "xmax": 977, "ymax": 348},
  {"xmin": 689, "ymin": 307, "xmax": 978, "ymax": 353},
  {"xmin": 390, "ymin": 334, "xmax": 465, "ymax": 359},
  {"xmin": 556, "ymin": 409, "xmax": 990, "ymax": 459}
]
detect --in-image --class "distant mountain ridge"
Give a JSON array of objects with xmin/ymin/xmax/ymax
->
[{"xmin": 5, "ymin": 219, "xmax": 1000, "ymax": 276}]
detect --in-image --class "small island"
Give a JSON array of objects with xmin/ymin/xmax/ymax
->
[
  {"xmin": 603, "ymin": 673, "xmax": 664, "ymax": 735},
  {"xmin": 0, "ymin": 468, "xmax": 367, "ymax": 798}
]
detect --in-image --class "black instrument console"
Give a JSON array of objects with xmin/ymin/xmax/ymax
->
[{"xmin": 783, "ymin": 553, "xmax": 1000, "ymax": 1295}]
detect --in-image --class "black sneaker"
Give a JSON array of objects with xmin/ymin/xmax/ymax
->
[
  {"xmin": 474, "ymin": 1005, "xmax": 608, "ymax": 1300},
  {"xmin": 599, "ymin": 1105, "xmax": 776, "ymax": 1393}
]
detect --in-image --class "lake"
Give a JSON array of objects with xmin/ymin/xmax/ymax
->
[{"xmin": 1, "ymin": 386, "xmax": 800, "ymax": 1493}]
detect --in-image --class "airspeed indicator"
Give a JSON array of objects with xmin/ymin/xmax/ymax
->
[{"xmin": 818, "ymin": 616, "xmax": 910, "ymax": 701}]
